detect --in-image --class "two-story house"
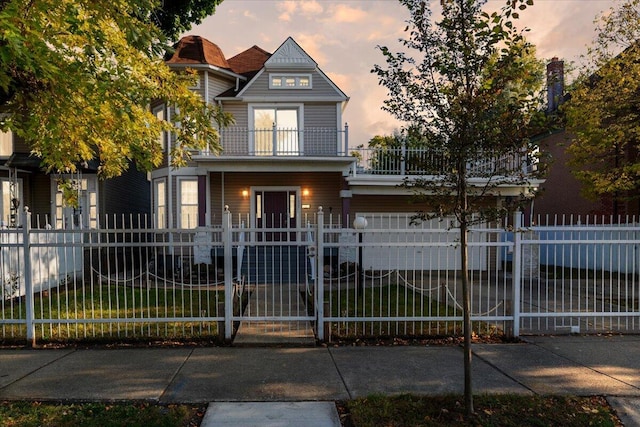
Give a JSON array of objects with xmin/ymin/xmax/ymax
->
[{"xmin": 154, "ymin": 35, "xmax": 352, "ymax": 232}]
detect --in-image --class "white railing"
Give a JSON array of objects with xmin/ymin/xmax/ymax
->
[
  {"xmin": 352, "ymin": 146, "xmax": 537, "ymax": 177},
  {"xmin": 207, "ymin": 125, "xmax": 349, "ymax": 157},
  {"xmin": 2, "ymin": 209, "xmax": 640, "ymax": 344}
]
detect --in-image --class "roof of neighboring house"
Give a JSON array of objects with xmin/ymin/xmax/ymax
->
[{"xmin": 165, "ymin": 35, "xmax": 231, "ymax": 69}]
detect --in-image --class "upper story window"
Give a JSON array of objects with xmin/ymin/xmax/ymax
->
[
  {"xmin": 0, "ymin": 130, "xmax": 12, "ymax": 157},
  {"xmin": 153, "ymin": 105, "xmax": 166, "ymax": 151},
  {"xmin": 269, "ymin": 74, "xmax": 312, "ymax": 89}
]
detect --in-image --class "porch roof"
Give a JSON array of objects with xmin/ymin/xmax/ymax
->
[{"xmin": 191, "ymin": 155, "xmax": 354, "ymax": 173}]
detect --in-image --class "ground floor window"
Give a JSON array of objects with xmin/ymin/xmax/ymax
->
[
  {"xmin": 178, "ymin": 178, "xmax": 198, "ymax": 228},
  {"xmin": 0, "ymin": 177, "xmax": 22, "ymax": 227},
  {"xmin": 53, "ymin": 176, "xmax": 97, "ymax": 229},
  {"xmin": 153, "ymin": 179, "xmax": 167, "ymax": 229}
]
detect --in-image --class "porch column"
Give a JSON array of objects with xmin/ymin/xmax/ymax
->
[
  {"xmin": 198, "ymin": 175, "xmax": 207, "ymax": 227},
  {"xmin": 340, "ymin": 177, "xmax": 352, "ymax": 227}
]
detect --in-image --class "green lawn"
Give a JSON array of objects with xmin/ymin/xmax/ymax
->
[
  {"xmin": 326, "ymin": 284, "xmax": 499, "ymax": 338},
  {"xmin": 1, "ymin": 282, "xmax": 224, "ymax": 341}
]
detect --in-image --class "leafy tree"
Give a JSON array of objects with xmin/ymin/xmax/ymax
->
[
  {"xmin": 153, "ymin": 0, "xmax": 225, "ymax": 41},
  {"xmin": 564, "ymin": 0, "xmax": 640, "ymax": 212},
  {"xmin": 0, "ymin": 0, "xmax": 231, "ymax": 179},
  {"xmin": 372, "ymin": 0, "xmax": 545, "ymax": 416}
]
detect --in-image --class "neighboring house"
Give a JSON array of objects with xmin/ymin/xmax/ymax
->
[
  {"xmin": 0, "ymin": 130, "xmax": 150, "ymax": 228},
  {"xmin": 534, "ymin": 57, "xmax": 640, "ymax": 220},
  {"xmin": 156, "ymin": 35, "xmax": 540, "ymax": 239}
]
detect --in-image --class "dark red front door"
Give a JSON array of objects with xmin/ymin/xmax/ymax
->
[{"xmin": 257, "ymin": 191, "xmax": 295, "ymax": 241}]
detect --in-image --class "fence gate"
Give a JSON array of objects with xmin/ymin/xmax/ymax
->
[{"xmin": 226, "ymin": 210, "xmax": 319, "ymax": 342}]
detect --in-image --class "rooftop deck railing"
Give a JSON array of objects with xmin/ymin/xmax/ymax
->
[{"xmin": 351, "ymin": 146, "xmax": 538, "ymax": 178}]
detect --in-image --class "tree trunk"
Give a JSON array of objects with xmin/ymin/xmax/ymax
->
[{"xmin": 460, "ymin": 217, "xmax": 474, "ymax": 417}]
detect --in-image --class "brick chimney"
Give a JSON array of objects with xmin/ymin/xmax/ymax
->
[{"xmin": 547, "ymin": 57, "xmax": 564, "ymax": 113}]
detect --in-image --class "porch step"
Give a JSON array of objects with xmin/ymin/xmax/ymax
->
[
  {"xmin": 233, "ymin": 283, "xmax": 316, "ymax": 346},
  {"xmin": 241, "ymin": 245, "xmax": 310, "ymax": 284}
]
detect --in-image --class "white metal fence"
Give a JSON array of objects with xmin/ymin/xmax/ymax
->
[{"xmin": 1, "ymin": 209, "xmax": 639, "ymax": 344}]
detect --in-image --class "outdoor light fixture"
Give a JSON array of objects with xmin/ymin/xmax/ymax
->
[
  {"xmin": 353, "ymin": 216, "xmax": 368, "ymax": 230},
  {"xmin": 302, "ymin": 188, "xmax": 310, "ymax": 197},
  {"xmin": 242, "ymin": 189, "xmax": 249, "ymax": 198}
]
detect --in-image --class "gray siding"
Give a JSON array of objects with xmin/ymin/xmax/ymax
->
[
  {"xmin": 221, "ymin": 103, "xmax": 249, "ymax": 127},
  {"xmin": 304, "ymin": 104, "xmax": 337, "ymax": 128},
  {"xmin": 207, "ymin": 73, "xmax": 235, "ymax": 102},
  {"xmin": 241, "ymin": 69, "xmax": 342, "ymax": 99}
]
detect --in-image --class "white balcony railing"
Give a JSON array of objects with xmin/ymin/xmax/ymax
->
[
  {"xmin": 351, "ymin": 146, "xmax": 538, "ymax": 178},
  {"xmin": 203, "ymin": 125, "xmax": 349, "ymax": 157}
]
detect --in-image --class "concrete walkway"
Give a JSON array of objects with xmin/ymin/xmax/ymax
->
[
  {"xmin": 234, "ymin": 283, "xmax": 316, "ymax": 346},
  {"xmin": 0, "ymin": 335, "xmax": 639, "ymax": 426}
]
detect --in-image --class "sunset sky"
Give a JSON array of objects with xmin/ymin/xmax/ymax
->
[{"xmin": 186, "ymin": 0, "xmax": 619, "ymax": 147}]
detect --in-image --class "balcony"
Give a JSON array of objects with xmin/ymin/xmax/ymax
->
[
  {"xmin": 350, "ymin": 146, "xmax": 538, "ymax": 178},
  {"xmin": 201, "ymin": 126, "xmax": 349, "ymax": 157}
]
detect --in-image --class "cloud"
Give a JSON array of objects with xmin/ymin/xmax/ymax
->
[
  {"xmin": 325, "ymin": 72, "xmax": 351, "ymax": 94},
  {"xmin": 295, "ymin": 33, "xmax": 329, "ymax": 64},
  {"xmin": 243, "ymin": 10, "xmax": 258, "ymax": 20},
  {"xmin": 276, "ymin": 1, "xmax": 297, "ymax": 21},
  {"xmin": 329, "ymin": 4, "xmax": 367, "ymax": 23},
  {"xmin": 276, "ymin": 0, "xmax": 323, "ymax": 21},
  {"xmin": 299, "ymin": 1, "xmax": 323, "ymax": 16}
]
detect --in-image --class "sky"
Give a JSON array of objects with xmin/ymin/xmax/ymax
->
[{"xmin": 185, "ymin": 0, "xmax": 619, "ymax": 147}]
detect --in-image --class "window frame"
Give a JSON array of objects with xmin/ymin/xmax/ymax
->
[
  {"xmin": 177, "ymin": 177, "xmax": 199, "ymax": 229},
  {"xmin": 153, "ymin": 178, "xmax": 167, "ymax": 229},
  {"xmin": 248, "ymin": 104, "xmax": 304, "ymax": 156},
  {"xmin": 152, "ymin": 104, "xmax": 166, "ymax": 151},
  {"xmin": 0, "ymin": 177, "xmax": 23, "ymax": 227},
  {"xmin": 269, "ymin": 73, "xmax": 312, "ymax": 90}
]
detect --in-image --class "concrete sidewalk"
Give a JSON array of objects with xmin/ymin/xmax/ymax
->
[{"xmin": 0, "ymin": 335, "xmax": 639, "ymax": 426}]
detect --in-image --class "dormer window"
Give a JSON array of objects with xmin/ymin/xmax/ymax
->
[{"xmin": 269, "ymin": 74, "xmax": 312, "ymax": 89}]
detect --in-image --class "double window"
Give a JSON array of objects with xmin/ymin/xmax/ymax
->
[
  {"xmin": 53, "ymin": 177, "xmax": 97, "ymax": 229},
  {"xmin": 252, "ymin": 106, "xmax": 301, "ymax": 155}
]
